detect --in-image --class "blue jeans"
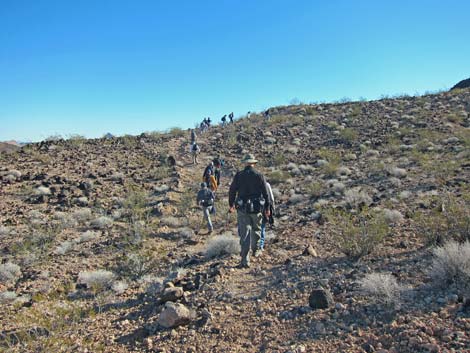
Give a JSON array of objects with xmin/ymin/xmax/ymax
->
[{"xmin": 260, "ymin": 219, "xmax": 267, "ymax": 250}]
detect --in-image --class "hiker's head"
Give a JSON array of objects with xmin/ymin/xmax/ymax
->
[
  {"xmin": 241, "ymin": 153, "xmax": 258, "ymax": 166},
  {"xmin": 201, "ymin": 182, "xmax": 207, "ymax": 189},
  {"xmin": 213, "ymin": 158, "xmax": 221, "ymax": 168}
]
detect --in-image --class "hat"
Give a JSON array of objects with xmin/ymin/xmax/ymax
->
[
  {"xmin": 241, "ymin": 153, "xmax": 258, "ymax": 164},
  {"xmin": 201, "ymin": 182, "xmax": 207, "ymax": 188}
]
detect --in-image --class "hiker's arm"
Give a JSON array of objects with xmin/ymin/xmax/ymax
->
[{"xmin": 228, "ymin": 174, "xmax": 238, "ymax": 208}]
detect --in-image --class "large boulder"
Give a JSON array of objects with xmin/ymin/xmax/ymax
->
[
  {"xmin": 158, "ymin": 302, "xmax": 194, "ymax": 328},
  {"xmin": 309, "ymin": 288, "xmax": 334, "ymax": 309}
]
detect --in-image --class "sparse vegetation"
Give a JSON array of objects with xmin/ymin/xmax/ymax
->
[
  {"xmin": 204, "ymin": 233, "xmax": 240, "ymax": 259},
  {"xmin": 327, "ymin": 209, "xmax": 390, "ymax": 260},
  {"xmin": 359, "ymin": 272, "xmax": 404, "ymax": 307}
]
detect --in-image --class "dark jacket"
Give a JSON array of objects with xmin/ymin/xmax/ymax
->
[
  {"xmin": 229, "ymin": 166, "xmax": 270, "ymax": 209},
  {"xmin": 197, "ymin": 188, "xmax": 214, "ymax": 207}
]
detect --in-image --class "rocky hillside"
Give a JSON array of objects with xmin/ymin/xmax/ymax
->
[{"xmin": 1, "ymin": 89, "xmax": 470, "ymax": 353}]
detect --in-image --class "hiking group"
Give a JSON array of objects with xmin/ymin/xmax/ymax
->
[{"xmin": 189, "ymin": 126, "xmax": 274, "ymax": 268}]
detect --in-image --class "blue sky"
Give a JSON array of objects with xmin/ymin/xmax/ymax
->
[{"xmin": 1, "ymin": 0, "xmax": 469, "ymax": 142}]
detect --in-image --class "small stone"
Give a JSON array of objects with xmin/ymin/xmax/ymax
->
[
  {"xmin": 302, "ymin": 244, "xmax": 318, "ymax": 257},
  {"xmin": 159, "ymin": 287, "xmax": 184, "ymax": 303}
]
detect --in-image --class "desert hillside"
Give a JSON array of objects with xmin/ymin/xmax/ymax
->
[{"xmin": 1, "ymin": 89, "xmax": 470, "ymax": 352}]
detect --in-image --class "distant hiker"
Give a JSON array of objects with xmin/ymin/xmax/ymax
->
[
  {"xmin": 202, "ymin": 161, "xmax": 218, "ymax": 191},
  {"xmin": 197, "ymin": 182, "xmax": 215, "ymax": 234},
  {"xmin": 207, "ymin": 117, "xmax": 212, "ymax": 126},
  {"xmin": 264, "ymin": 109, "xmax": 271, "ymax": 120},
  {"xmin": 190, "ymin": 129, "xmax": 197, "ymax": 144},
  {"xmin": 229, "ymin": 154, "xmax": 270, "ymax": 268},
  {"xmin": 213, "ymin": 157, "xmax": 224, "ymax": 187},
  {"xmin": 259, "ymin": 180, "xmax": 275, "ymax": 252},
  {"xmin": 221, "ymin": 115, "xmax": 227, "ymax": 126},
  {"xmin": 191, "ymin": 142, "xmax": 200, "ymax": 164},
  {"xmin": 229, "ymin": 112, "xmax": 234, "ymax": 123}
]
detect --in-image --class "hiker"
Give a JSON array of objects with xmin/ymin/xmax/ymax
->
[
  {"xmin": 202, "ymin": 161, "xmax": 218, "ymax": 191},
  {"xmin": 259, "ymin": 180, "xmax": 275, "ymax": 252},
  {"xmin": 190, "ymin": 129, "xmax": 197, "ymax": 144},
  {"xmin": 191, "ymin": 142, "xmax": 200, "ymax": 164},
  {"xmin": 197, "ymin": 182, "xmax": 215, "ymax": 234},
  {"xmin": 229, "ymin": 112, "xmax": 234, "ymax": 123},
  {"xmin": 213, "ymin": 158, "xmax": 223, "ymax": 187},
  {"xmin": 229, "ymin": 154, "xmax": 270, "ymax": 268},
  {"xmin": 264, "ymin": 109, "xmax": 271, "ymax": 120},
  {"xmin": 221, "ymin": 115, "xmax": 227, "ymax": 126},
  {"xmin": 207, "ymin": 117, "xmax": 212, "ymax": 126}
]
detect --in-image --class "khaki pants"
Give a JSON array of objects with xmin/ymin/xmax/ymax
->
[{"xmin": 237, "ymin": 210, "xmax": 263, "ymax": 266}]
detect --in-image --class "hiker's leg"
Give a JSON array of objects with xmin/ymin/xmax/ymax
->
[
  {"xmin": 260, "ymin": 219, "xmax": 266, "ymax": 250},
  {"xmin": 250, "ymin": 213, "xmax": 263, "ymax": 253},
  {"xmin": 237, "ymin": 211, "xmax": 251, "ymax": 266},
  {"xmin": 203, "ymin": 207, "xmax": 213, "ymax": 232}
]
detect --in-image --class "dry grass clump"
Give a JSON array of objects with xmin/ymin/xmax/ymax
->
[
  {"xmin": 160, "ymin": 216, "xmax": 183, "ymax": 228},
  {"xmin": 72, "ymin": 208, "xmax": 93, "ymax": 223},
  {"xmin": 0, "ymin": 262, "xmax": 22, "ymax": 283},
  {"xmin": 383, "ymin": 209, "xmax": 405, "ymax": 225},
  {"xmin": 90, "ymin": 216, "xmax": 114, "ymax": 229},
  {"xmin": 327, "ymin": 209, "xmax": 389, "ymax": 260},
  {"xmin": 344, "ymin": 187, "xmax": 372, "ymax": 209},
  {"xmin": 75, "ymin": 230, "xmax": 100, "ymax": 243},
  {"xmin": 78, "ymin": 270, "xmax": 116, "ymax": 293},
  {"xmin": 34, "ymin": 186, "xmax": 51, "ymax": 196},
  {"xmin": 359, "ymin": 272, "xmax": 404, "ymax": 306},
  {"xmin": 205, "ymin": 232, "xmax": 240, "ymax": 259},
  {"xmin": 53, "ymin": 241, "xmax": 73, "ymax": 255},
  {"xmin": 0, "ymin": 291, "xmax": 18, "ymax": 304},
  {"xmin": 429, "ymin": 240, "xmax": 470, "ymax": 292}
]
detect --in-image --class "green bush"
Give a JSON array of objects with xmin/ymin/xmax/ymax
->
[
  {"xmin": 326, "ymin": 208, "xmax": 390, "ymax": 260},
  {"xmin": 413, "ymin": 193, "xmax": 470, "ymax": 245},
  {"xmin": 268, "ymin": 170, "xmax": 289, "ymax": 185}
]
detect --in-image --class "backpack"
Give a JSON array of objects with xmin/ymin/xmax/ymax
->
[{"xmin": 192, "ymin": 143, "xmax": 199, "ymax": 152}]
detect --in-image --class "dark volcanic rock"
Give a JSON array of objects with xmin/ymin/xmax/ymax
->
[{"xmin": 309, "ymin": 288, "xmax": 334, "ymax": 309}]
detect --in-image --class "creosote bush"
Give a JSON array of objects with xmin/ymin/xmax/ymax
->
[
  {"xmin": 78, "ymin": 270, "xmax": 116, "ymax": 293},
  {"xmin": 414, "ymin": 193, "xmax": 470, "ymax": 245},
  {"xmin": 0, "ymin": 262, "xmax": 22, "ymax": 283},
  {"xmin": 327, "ymin": 208, "xmax": 389, "ymax": 260}
]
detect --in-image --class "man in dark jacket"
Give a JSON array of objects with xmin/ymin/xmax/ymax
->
[{"xmin": 229, "ymin": 154, "xmax": 270, "ymax": 268}]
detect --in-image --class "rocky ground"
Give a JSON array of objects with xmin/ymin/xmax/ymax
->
[{"xmin": 1, "ymin": 89, "xmax": 470, "ymax": 352}]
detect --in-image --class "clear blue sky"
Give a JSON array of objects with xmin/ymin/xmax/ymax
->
[{"xmin": 1, "ymin": 0, "xmax": 469, "ymax": 142}]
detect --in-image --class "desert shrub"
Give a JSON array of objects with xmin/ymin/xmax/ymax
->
[
  {"xmin": 160, "ymin": 216, "xmax": 182, "ymax": 228},
  {"xmin": 305, "ymin": 181, "xmax": 324, "ymax": 198},
  {"xmin": 75, "ymin": 230, "xmax": 100, "ymax": 243},
  {"xmin": 344, "ymin": 188, "xmax": 372, "ymax": 209},
  {"xmin": 167, "ymin": 127, "xmax": 185, "ymax": 137},
  {"xmin": 142, "ymin": 276, "xmax": 164, "ymax": 296},
  {"xmin": 77, "ymin": 270, "xmax": 115, "ymax": 293},
  {"xmin": 90, "ymin": 216, "xmax": 113, "ymax": 229},
  {"xmin": 0, "ymin": 225, "xmax": 11, "ymax": 237},
  {"xmin": 205, "ymin": 233, "xmax": 240, "ymax": 259},
  {"xmin": 0, "ymin": 262, "xmax": 22, "ymax": 283},
  {"xmin": 383, "ymin": 209, "xmax": 405, "ymax": 225},
  {"xmin": 387, "ymin": 166, "xmax": 407, "ymax": 178},
  {"xmin": 414, "ymin": 193, "xmax": 470, "ymax": 245},
  {"xmin": 153, "ymin": 166, "xmax": 171, "ymax": 180},
  {"xmin": 72, "ymin": 208, "xmax": 93, "ymax": 223},
  {"xmin": 120, "ymin": 251, "xmax": 160, "ymax": 280},
  {"xmin": 429, "ymin": 240, "xmax": 470, "ymax": 292},
  {"xmin": 53, "ymin": 241, "xmax": 73, "ymax": 255},
  {"xmin": 53, "ymin": 212, "xmax": 79, "ymax": 229},
  {"xmin": 327, "ymin": 209, "xmax": 389, "ymax": 260},
  {"xmin": 339, "ymin": 128, "xmax": 358, "ymax": 143},
  {"xmin": 0, "ymin": 291, "xmax": 18, "ymax": 304},
  {"xmin": 122, "ymin": 188, "xmax": 148, "ymax": 222},
  {"xmin": 268, "ymin": 170, "xmax": 289, "ymax": 185},
  {"xmin": 359, "ymin": 272, "xmax": 404, "ymax": 307},
  {"xmin": 111, "ymin": 280, "xmax": 128, "ymax": 294}
]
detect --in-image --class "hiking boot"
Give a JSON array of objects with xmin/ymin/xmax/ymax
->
[{"xmin": 237, "ymin": 262, "xmax": 250, "ymax": 269}]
